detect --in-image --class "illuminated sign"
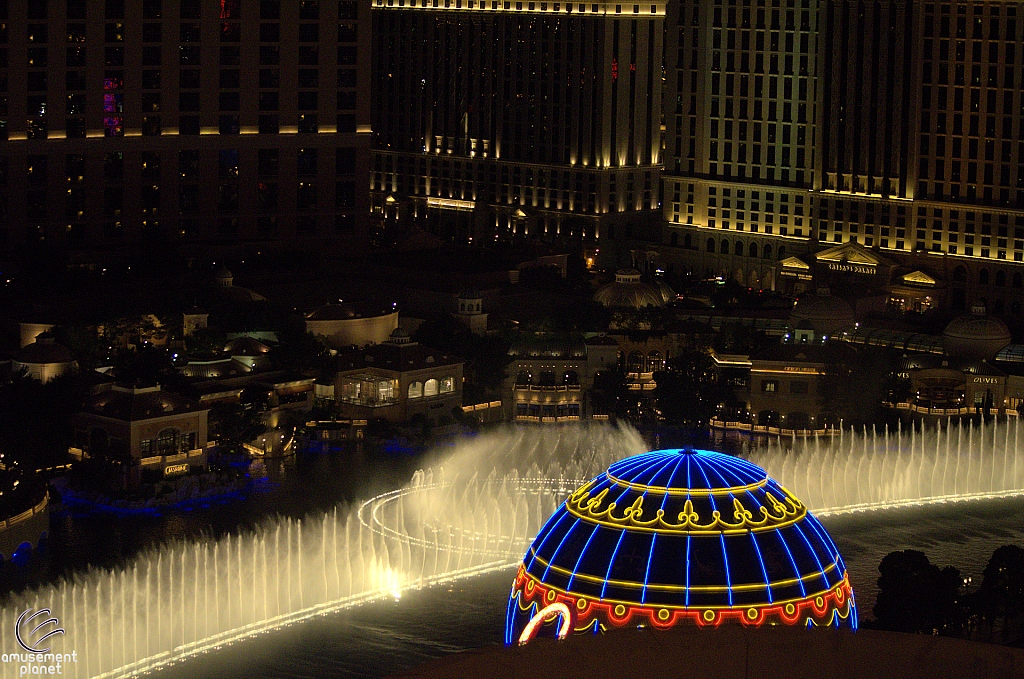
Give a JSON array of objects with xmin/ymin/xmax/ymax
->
[
  {"xmin": 827, "ymin": 263, "xmax": 875, "ymax": 274},
  {"xmin": 972, "ymin": 377, "xmax": 1000, "ymax": 384},
  {"xmin": 164, "ymin": 463, "xmax": 189, "ymax": 476},
  {"xmin": 426, "ymin": 197, "xmax": 475, "ymax": 211}
]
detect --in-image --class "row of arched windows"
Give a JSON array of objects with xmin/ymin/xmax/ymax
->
[
  {"xmin": 952, "ymin": 265, "xmax": 1023, "ymax": 288},
  {"xmin": 706, "ymin": 238, "xmax": 786, "ymax": 261},
  {"xmin": 627, "ymin": 350, "xmax": 665, "ymax": 373},
  {"xmin": 407, "ymin": 377, "xmax": 455, "ymax": 399}
]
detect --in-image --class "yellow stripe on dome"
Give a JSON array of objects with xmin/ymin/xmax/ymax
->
[
  {"xmin": 516, "ymin": 569, "xmax": 850, "ymax": 610},
  {"xmin": 566, "ymin": 483, "xmax": 807, "ymax": 534},
  {"xmin": 527, "ymin": 552, "xmax": 838, "ymax": 593},
  {"xmin": 604, "ymin": 471, "xmax": 769, "ymax": 496}
]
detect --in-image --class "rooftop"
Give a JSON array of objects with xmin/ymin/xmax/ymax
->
[
  {"xmin": 81, "ymin": 384, "xmax": 207, "ymax": 421},
  {"xmin": 335, "ymin": 341, "xmax": 462, "ymax": 373},
  {"xmin": 306, "ymin": 300, "xmax": 398, "ymax": 321}
]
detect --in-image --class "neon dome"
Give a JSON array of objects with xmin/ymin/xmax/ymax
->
[{"xmin": 506, "ymin": 448, "xmax": 856, "ymax": 645}]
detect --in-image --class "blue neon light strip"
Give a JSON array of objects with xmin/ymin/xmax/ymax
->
[
  {"xmin": 720, "ymin": 532, "xmax": 733, "ymax": 607},
  {"xmin": 600, "ymin": 529, "xmax": 628, "ymax": 600},
  {"xmin": 792, "ymin": 522, "xmax": 829, "ymax": 589},
  {"xmin": 566, "ymin": 523, "xmax": 601, "ymax": 591},
  {"xmin": 641, "ymin": 533, "xmax": 658, "ymax": 605},
  {"xmin": 775, "ymin": 527, "xmax": 808, "ymax": 597},
  {"xmin": 526, "ymin": 510, "xmax": 572, "ymax": 571},
  {"xmin": 542, "ymin": 517, "xmax": 583, "ymax": 580},
  {"xmin": 565, "ymin": 454, "xmax": 667, "ymax": 593},
  {"xmin": 685, "ymin": 534, "xmax": 692, "ymax": 607},
  {"xmin": 748, "ymin": 531, "xmax": 773, "ymax": 603}
]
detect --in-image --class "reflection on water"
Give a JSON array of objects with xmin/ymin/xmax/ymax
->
[
  {"xmin": 158, "ymin": 496, "xmax": 1024, "ymax": 679},
  {"xmin": 1, "ymin": 443, "xmax": 422, "ymax": 597}
]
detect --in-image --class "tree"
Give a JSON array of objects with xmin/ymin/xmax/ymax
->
[
  {"xmin": 591, "ymin": 367, "xmax": 633, "ymax": 419},
  {"xmin": 271, "ymin": 329, "xmax": 331, "ymax": 374},
  {"xmin": 51, "ymin": 325, "xmax": 110, "ymax": 370},
  {"xmin": 184, "ymin": 327, "xmax": 227, "ymax": 357},
  {"xmin": 208, "ymin": 401, "xmax": 265, "ymax": 452},
  {"xmin": 0, "ymin": 371, "xmax": 89, "ymax": 469},
  {"xmin": 973, "ymin": 545, "xmax": 1024, "ymax": 644},
  {"xmin": 818, "ymin": 345, "xmax": 905, "ymax": 428},
  {"xmin": 413, "ymin": 314, "xmax": 511, "ymax": 403},
  {"xmin": 873, "ymin": 550, "xmax": 968, "ymax": 637},
  {"xmin": 654, "ymin": 351, "xmax": 734, "ymax": 427}
]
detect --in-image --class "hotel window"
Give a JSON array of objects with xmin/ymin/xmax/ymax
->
[
  {"xmin": 761, "ymin": 380, "xmax": 778, "ymax": 393},
  {"xmin": 297, "ymin": 181, "xmax": 317, "ymax": 208},
  {"xmin": 408, "ymin": 381, "xmax": 423, "ymax": 399},
  {"xmin": 261, "ymin": 0, "xmax": 280, "ymax": 18},
  {"xmin": 440, "ymin": 377, "xmax": 455, "ymax": 394},
  {"xmin": 257, "ymin": 182, "xmax": 278, "ymax": 212}
]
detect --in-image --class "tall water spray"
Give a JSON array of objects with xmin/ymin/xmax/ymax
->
[
  {"xmin": 5, "ymin": 419, "xmax": 1024, "ymax": 679},
  {"xmin": 0, "ymin": 424, "xmax": 647, "ymax": 679},
  {"xmin": 747, "ymin": 418, "xmax": 1024, "ymax": 514}
]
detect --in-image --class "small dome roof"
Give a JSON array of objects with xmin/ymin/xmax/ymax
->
[
  {"xmin": 15, "ymin": 334, "xmax": 75, "ymax": 365},
  {"xmin": 943, "ymin": 304, "xmax": 1012, "ymax": 360},
  {"xmin": 457, "ymin": 288, "xmax": 482, "ymax": 300},
  {"xmin": 507, "ymin": 448, "xmax": 856, "ymax": 644},
  {"xmin": 215, "ymin": 266, "xmax": 233, "ymax": 280},
  {"xmin": 594, "ymin": 271, "xmax": 669, "ymax": 309},
  {"xmin": 655, "ymin": 280, "xmax": 677, "ymax": 304},
  {"xmin": 789, "ymin": 289, "xmax": 855, "ymax": 334},
  {"xmin": 224, "ymin": 336, "xmax": 270, "ymax": 356},
  {"xmin": 388, "ymin": 327, "xmax": 413, "ymax": 344}
]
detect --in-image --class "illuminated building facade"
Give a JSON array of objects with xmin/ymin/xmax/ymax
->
[
  {"xmin": 71, "ymin": 383, "xmax": 210, "ymax": 481},
  {"xmin": 660, "ymin": 0, "xmax": 1024, "ymax": 311},
  {"xmin": 332, "ymin": 327, "xmax": 465, "ymax": 426},
  {"xmin": 507, "ymin": 448, "xmax": 856, "ymax": 643},
  {"xmin": 505, "ymin": 333, "xmax": 619, "ymax": 422},
  {"xmin": 370, "ymin": 0, "xmax": 664, "ymax": 241},
  {"xmin": 0, "ymin": 0, "xmax": 370, "ymax": 255}
]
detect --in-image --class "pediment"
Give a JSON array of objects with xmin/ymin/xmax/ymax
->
[
  {"xmin": 901, "ymin": 270, "xmax": 938, "ymax": 286},
  {"xmin": 815, "ymin": 242, "xmax": 883, "ymax": 266},
  {"xmin": 780, "ymin": 256, "xmax": 811, "ymax": 270}
]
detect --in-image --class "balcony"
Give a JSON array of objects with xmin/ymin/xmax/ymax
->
[
  {"xmin": 515, "ymin": 415, "xmax": 584, "ymax": 424},
  {"xmin": 513, "ymin": 385, "xmax": 582, "ymax": 392}
]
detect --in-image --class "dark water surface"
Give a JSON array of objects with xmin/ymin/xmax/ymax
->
[
  {"xmin": 1, "ymin": 443, "xmax": 427, "ymax": 596},
  {"xmin": 6, "ymin": 434, "xmax": 1024, "ymax": 679},
  {"xmin": 155, "ymin": 496, "xmax": 1024, "ymax": 679}
]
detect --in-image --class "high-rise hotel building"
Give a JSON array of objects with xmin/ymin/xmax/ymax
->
[
  {"xmin": 0, "ymin": 0, "xmax": 370, "ymax": 258},
  {"xmin": 370, "ymin": 0, "xmax": 663, "ymax": 242},
  {"xmin": 662, "ymin": 0, "xmax": 1024, "ymax": 313}
]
